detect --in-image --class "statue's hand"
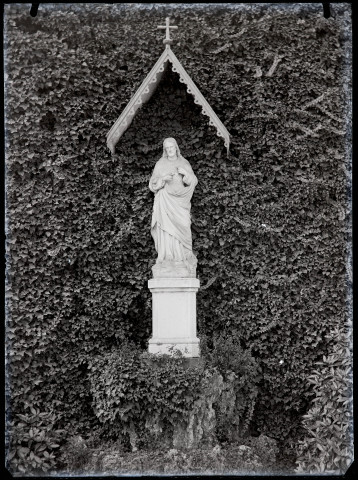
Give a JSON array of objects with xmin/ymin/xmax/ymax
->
[
  {"xmin": 177, "ymin": 167, "xmax": 188, "ymax": 176},
  {"xmin": 163, "ymin": 173, "xmax": 174, "ymax": 182}
]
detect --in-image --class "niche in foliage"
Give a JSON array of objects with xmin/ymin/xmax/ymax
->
[
  {"xmin": 115, "ymin": 66, "xmax": 226, "ymax": 351},
  {"xmin": 119, "ymin": 66, "xmax": 218, "ymax": 161}
]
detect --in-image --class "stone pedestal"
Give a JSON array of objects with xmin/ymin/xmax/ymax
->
[{"xmin": 148, "ymin": 277, "xmax": 200, "ymax": 357}]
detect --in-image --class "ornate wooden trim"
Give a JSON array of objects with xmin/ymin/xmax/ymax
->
[{"xmin": 107, "ymin": 45, "xmax": 230, "ymax": 154}]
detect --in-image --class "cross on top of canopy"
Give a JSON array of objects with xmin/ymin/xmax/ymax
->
[
  {"xmin": 106, "ymin": 17, "xmax": 230, "ymax": 154},
  {"xmin": 157, "ymin": 17, "xmax": 178, "ymax": 45}
]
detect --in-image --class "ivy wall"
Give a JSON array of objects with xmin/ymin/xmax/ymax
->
[{"xmin": 5, "ymin": 3, "xmax": 352, "ymax": 442}]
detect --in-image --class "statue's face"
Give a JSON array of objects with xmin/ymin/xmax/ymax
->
[{"xmin": 165, "ymin": 141, "xmax": 176, "ymax": 158}]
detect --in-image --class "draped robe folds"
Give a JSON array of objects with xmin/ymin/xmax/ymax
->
[{"xmin": 149, "ymin": 157, "xmax": 198, "ymax": 263}]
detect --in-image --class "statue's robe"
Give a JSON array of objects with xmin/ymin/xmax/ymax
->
[{"xmin": 149, "ymin": 156, "xmax": 198, "ymax": 262}]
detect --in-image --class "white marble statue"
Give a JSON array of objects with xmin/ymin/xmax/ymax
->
[{"xmin": 149, "ymin": 137, "xmax": 198, "ymax": 277}]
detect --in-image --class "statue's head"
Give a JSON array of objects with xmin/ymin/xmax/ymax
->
[{"xmin": 163, "ymin": 137, "xmax": 180, "ymax": 159}]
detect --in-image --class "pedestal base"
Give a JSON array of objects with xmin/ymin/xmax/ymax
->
[
  {"xmin": 148, "ymin": 278, "xmax": 200, "ymax": 358},
  {"xmin": 148, "ymin": 338, "xmax": 200, "ymax": 357}
]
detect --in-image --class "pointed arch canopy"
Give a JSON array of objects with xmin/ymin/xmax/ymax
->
[{"xmin": 106, "ymin": 45, "xmax": 230, "ymax": 154}]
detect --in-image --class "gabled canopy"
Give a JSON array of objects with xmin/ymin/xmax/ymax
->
[{"xmin": 106, "ymin": 44, "xmax": 230, "ymax": 154}]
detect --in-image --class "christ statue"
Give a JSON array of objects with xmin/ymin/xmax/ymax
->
[{"xmin": 149, "ymin": 137, "xmax": 198, "ymax": 277}]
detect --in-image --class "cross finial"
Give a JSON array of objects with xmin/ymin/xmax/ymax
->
[{"xmin": 157, "ymin": 17, "xmax": 178, "ymax": 45}]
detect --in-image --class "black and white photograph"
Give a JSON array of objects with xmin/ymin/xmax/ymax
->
[{"xmin": 4, "ymin": 2, "xmax": 353, "ymax": 476}]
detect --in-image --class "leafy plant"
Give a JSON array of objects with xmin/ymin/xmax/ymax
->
[
  {"xmin": 6, "ymin": 408, "xmax": 67, "ymax": 475},
  {"xmin": 295, "ymin": 326, "xmax": 353, "ymax": 474},
  {"xmin": 88, "ymin": 347, "xmax": 211, "ymax": 451}
]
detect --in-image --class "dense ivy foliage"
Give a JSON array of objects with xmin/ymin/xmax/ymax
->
[{"xmin": 5, "ymin": 3, "xmax": 352, "ymax": 473}]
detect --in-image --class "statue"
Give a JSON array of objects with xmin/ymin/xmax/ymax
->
[{"xmin": 149, "ymin": 137, "xmax": 198, "ymax": 277}]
